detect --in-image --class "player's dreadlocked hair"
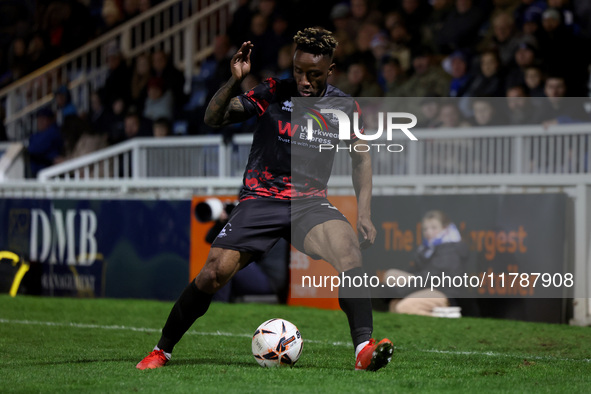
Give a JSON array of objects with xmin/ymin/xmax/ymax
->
[{"xmin": 293, "ymin": 28, "xmax": 338, "ymax": 59}]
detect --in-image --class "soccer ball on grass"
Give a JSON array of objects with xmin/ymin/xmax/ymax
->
[{"xmin": 251, "ymin": 318, "xmax": 303, "ymax": 367}]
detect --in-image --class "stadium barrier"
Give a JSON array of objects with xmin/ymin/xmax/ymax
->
[
  {"xmin": 33, "ymin": 124, "xmax": 591, "ymax": 182},
  {"xmin": 0, "ymin": 142, "xmax": 25, "ymax": 181}
]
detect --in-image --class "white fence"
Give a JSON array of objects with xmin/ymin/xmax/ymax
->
[
  {"xmin": 0, "ymin": 0, "xmax": 238, "ymax": 141},
  {"xmin": 35, "ymin": 123, "xmax": 591, "ymax": 182},
  {"xmin": 0, "ymin": 142, "xmax": 25, "ymax": 181},
  {"xmin": 36, "ymin": 134, "xmax": 253, "ymax": 181}
]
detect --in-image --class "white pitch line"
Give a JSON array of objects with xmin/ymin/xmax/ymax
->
[
  {"xmin": 1, "ymin": 318, "xmax": 589, "ymax": 363},
  {"xmin": 0, "ymin": 318, "xmax": 350, "ymax": 347}
]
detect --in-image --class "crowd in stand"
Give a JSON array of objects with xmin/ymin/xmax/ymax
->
[
  {"xmin": 3, "ymin": 0, "xmax": 591, "ymax": 176},
  {"xmin": 0, "ymin": 0, "xmax": 166, "ymax": 89}
]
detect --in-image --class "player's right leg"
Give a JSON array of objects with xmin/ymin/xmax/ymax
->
[
  {"xmin": 302, "ymin": 218, "xmax": 393, "ymax": 371},
  {"xmin": 136, "ymin": 247, "xmax": 251, "ymax": 370}
]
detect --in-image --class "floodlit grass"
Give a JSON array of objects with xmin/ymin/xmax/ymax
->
[{"xmin": 1, "ymin": 295, "xmax": 590, "ymax": 393}]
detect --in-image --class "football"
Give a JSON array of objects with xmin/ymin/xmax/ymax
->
[{"xmin": 251, "ymin": 318, "xmax": 303, "ymax": 367}]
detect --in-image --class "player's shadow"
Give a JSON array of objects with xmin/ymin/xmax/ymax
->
[
  {"xmin": 11, "ymin": 357, "xmax": 139, "ymax": 367},
  {"xmin": 170, "ymin": 357, "xmax": 257, "ymax": 368}
]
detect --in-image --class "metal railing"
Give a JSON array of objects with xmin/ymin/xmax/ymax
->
[
  {"xmin": 0, "ymin": 0, "xmax": 238, "ymax": 141},
  {"xmin": 35, "ymin": 123, "xmax": 591, "ymax": 182},
  {"xmin": 37, "ymin": 134, "xmax": 252, "ymax": 181},
  {"xmin": 0, "ymin": 142, "xmax": 25, "ymax": 180}
]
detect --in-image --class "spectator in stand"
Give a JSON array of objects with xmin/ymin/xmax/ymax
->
[
  {"xmin": 143, "ymin": 77, "xmax": 174, "ymax": 122},
  {"xmin": 257, "ymin": 0, "xmax": 277, "ymax": 19},
  {"xmin": 153, "ymin": 117, "xmax": 172, "ymax": 138},
  {"xmin": 62, "ymin": 0, "xmax": 94, "ymax": 53},
  {"xmin": 263, "ymin": 13, "xmax": 292, "ymax": 75},
  {"xmin": 42, "ymin": 1, "xmax": 78, "ymax": 57},
  {"xmin": 202, "ymin": 35, "xmax": 233, "ymax": 103},
  {"xmin": 487, "ymin": 0, "xmax": 521, "ymax": 27},
  {"xmin": 350, "ymin": 0, "xmax": 383, "ymax": 30},
  {"xmin": 396, "ymin": 0, "xmax": 432, "ymax": 40},
  {"xmin": 247, "ymin": 13, "xmax": 271, "ymax": 76},
  {"xmin": 106, "ymin": 97, "xmax": 127, "ymax": 144},
  {"xmin": 505, "ymin": 85, "xmax": 537, "ymax": 125},
  {"xmin": 123, "ymin": 0, "xmax": 140, "ymax": 22},
  {"xmin": 337, "ymin": 61, "xmax": 383, "ymax": 97},
  {"xmin": 330, "ymin": 3, "xmax": 355, "ymax": 43},
  {"xmin": 572, "ymin": 0, "xmax": 591, "ymax": 39},
  {"xmin": 436, "ymin": 0, "xmax": 486, "ymax": 54},
  {"xmin": 505, "ymin": 40, "xmax": 538, "ymax": 89},
  {"xmin": 477, "ymin": 12, "xmax": 522, "ymax": 67},
  {"xmin": 534, "ymin": 75, "xmax": 588, "ymax": 125},
  {"xmin": 416, "ymin": 97, "xmax": 442, "ymax": 128},
  {"xmin": 28, "ymin": 107, "xmax": 64, "ymax": 177},
  {"xmin": 129, "ymin": 53, "xmax": 151, "ymax": 112},
  {"xmin": 387, "ymin": 21, "xmax": 414, "ymax": 73},
  {"xmin": 521, "ymin": 7, "xmax": 543, "ymax": 36},
  {"xmin": 65, "ymin": 117, "xmax": 109, "ymax": 165},
  {"xmin": 398, "ymin": 47, "xmax": 450, "ymax": 98},
  {"xmin": 445, "ymin": 50, "xmax": 472, "ymax": 98},
  {"xmin": 471, "ymin": 97, "xmax": 505, "ymax": 126},
  {"xmin": 6, "ymin": 38, "xmax": 31, "ymax": 84},
  {"xmin": 54, "ymin": 85, "xmax": 77, "ymax": 127},
  {"xmin": 464, "ymin": 50, "xmax": 505, "ymax": 98},
  {"xmin": 27, "ymin": 33, "xmax": 52, "ymax": 72},
  {"xmin": 88, "ymin": 91, "xmax": 112, "ymax": 135},
  {"xmin": 369, "ymin": 32, "xmax": 392, "ymax": 70},
  {"xmin": 274, "ymin": 44, "xmax": 294, "ymax": 81},
  {"xmin": 138, "ymin": 0, "xmax": 153, "ymax": 13},
  {"xmin": 352, "ymin": 23, "xmax": 380, "ymax": 69},
  {"xmin": 547, "ymin": 0, "xmax": 577, "ymax": 32},
  {"xmin": 437, "ymin": 101, "xmax": 471, "ymax": 128},
  {"xmin": 102, "ymin": 43, "xmax": 131, "ymax": 108},
  {"xmin": 228, "ymin": 0, "xmax": 253, "ymax": 48},
  {"xmin": 538, "ymin": 8, "xmax": 588, "ymax": 95},
  {"xmin": 523, "ymin": 65, "xmax": 545, "ymax": 96},
  {"xmin": 151, "ymin": 49, "xmax": 187, "ymax": 110},
  {"xmin": 381, "ymin": 57, "xmax": 407, "ymax": 97},
  {"xmin": 60, "ymin": 115, "xmax": 92, "ymax": 159},
  {"xmin": 101, "ymin": 0, "xmax": 124, "ymax": 33},
  {"xmin": 111, "ymin": 108, "xmax": 151, "ymax": 144},
  {"xmin": 514, "ymin": 0, "xmax": 547, "ymax": 30},
  {"xmin": 422, "ymin": 0, "xmax": 454, "ymax": 53}
]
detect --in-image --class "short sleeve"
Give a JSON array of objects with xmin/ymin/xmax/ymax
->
[{"xmin": 238, "ymin": 77, "xmax": 278, "ymax": 117}]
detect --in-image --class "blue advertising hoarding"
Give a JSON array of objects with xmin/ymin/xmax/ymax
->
[{"xmin": 1, "ymin": 199, "xmax": 191, "ymax": 300}]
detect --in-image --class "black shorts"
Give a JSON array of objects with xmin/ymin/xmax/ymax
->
[{"xmin": 211, "ymin": 197, "xmax": 350, "ymax": 259}]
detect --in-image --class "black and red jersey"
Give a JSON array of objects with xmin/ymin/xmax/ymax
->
[{"xmin": 237, "ymin": 77, "xmax": 361, "ymax": 201}]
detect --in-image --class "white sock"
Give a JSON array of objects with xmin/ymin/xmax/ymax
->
[
  {"xmin": 154, "ymin": 346, "xmax": 172, "ymax": 360},
  {"xmin": 355, "ymin": 341, "xmax": 370, "ymax": 358}
]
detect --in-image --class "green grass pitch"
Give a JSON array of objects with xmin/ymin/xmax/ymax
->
[{"xmin": 1, "ymin": 295, "xmax": 590, "ymax": 393}]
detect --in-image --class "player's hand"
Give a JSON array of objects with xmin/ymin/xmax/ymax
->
[
  {"xmin": 230, "ymin": 41, "xmax": 253, "ymax": 81},
  {"xmin": 357, "ymin": 217, "xmax": 376, "ymax": 249}
]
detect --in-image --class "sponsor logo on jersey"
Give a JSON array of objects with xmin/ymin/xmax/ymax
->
[
  {"xmin": 282, "ymin": 100, "xmax": 293, "ymax": 112},
  {"xmin": 217, "ymin": 223, "xmax": 232, "ymax": 238}
]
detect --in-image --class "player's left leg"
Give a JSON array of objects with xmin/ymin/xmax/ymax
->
[{"xmin": 303, "ymin": 220, "xmax": 393, "ymax": 371}]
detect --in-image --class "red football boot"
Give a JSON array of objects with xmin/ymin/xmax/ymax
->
[
  {"xmin": 355, "ymin": 338, "xmax": 394, "ymax": 371},
  {"xmin": 136, "ymin": 349, "xmax": 169, "ymax": 370}
]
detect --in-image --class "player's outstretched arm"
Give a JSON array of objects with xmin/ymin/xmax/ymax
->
[
  {"xmin": 204, "ymin": 41, "xmax": 254, "ymax": 128},
  {"xmin": 350, "ymin": 140, "xmax": 376, "ymax": 249}
]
